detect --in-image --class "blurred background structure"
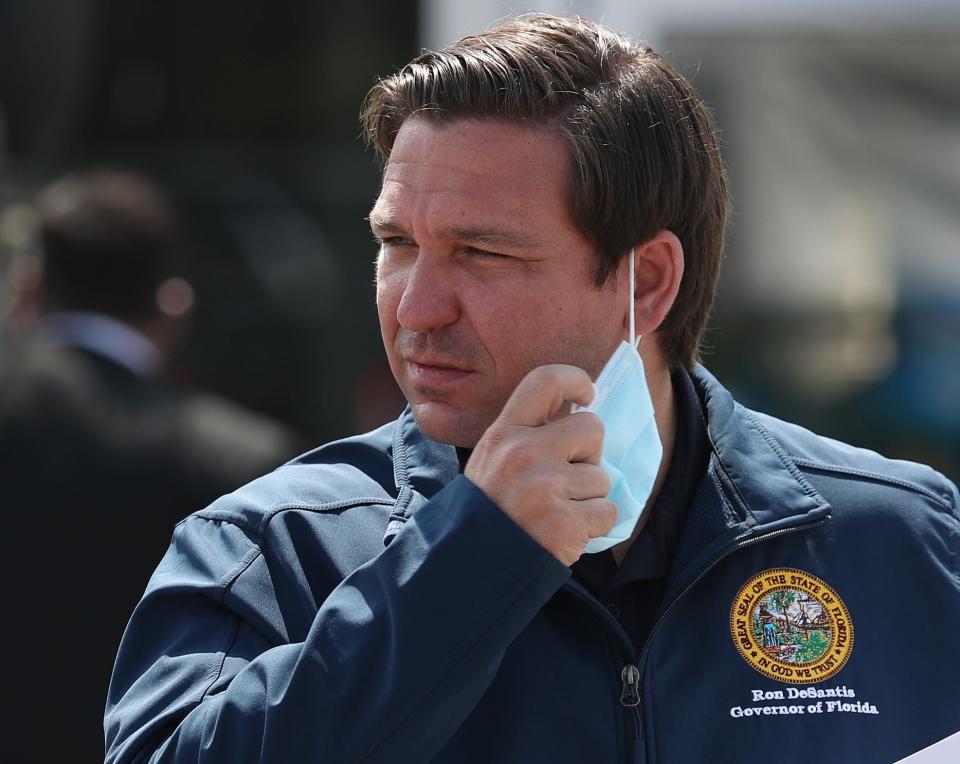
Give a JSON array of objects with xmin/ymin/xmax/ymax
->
[
  {"xmin": 0, "ymin": 168, "xmax": 305, "ymax": 760},
  {"xmin": 0, "ymin": 0, "xmax": 957, "ymax": 756},
  {"xmin": 1, "ymin": 4, "xmax": 958, "ymax": 472}
]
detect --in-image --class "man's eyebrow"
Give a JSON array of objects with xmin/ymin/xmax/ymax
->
[
  {"xmin": 367, "ymin": 211, "xmax": 403, "ymax": 234},
  {"xmin": 447, "ymin": 226, "xmax": 544, "ymax": 249},
  {"xmin": 368, "ymin": 214, "xmax": 543, "ymax": 249}
]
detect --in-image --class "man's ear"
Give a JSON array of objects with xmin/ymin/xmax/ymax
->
[{"xmin": 627, "ymin": 230, "xmax": 684, "ymax": 336}]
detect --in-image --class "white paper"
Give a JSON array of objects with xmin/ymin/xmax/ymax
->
[{"xmin": 892, "ymin": 730, "xmax": 960, "ymax": 763}]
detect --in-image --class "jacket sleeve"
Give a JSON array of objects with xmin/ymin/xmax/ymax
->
[{"xmin": 105, "ymin": 475, "xmax": 571, "ymax": 763}]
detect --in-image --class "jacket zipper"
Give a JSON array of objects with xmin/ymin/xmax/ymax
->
[
  {"xmin": 561, "ymin": 579, "xmax": 640, "ymax": 761},
  {"xmin": 626, "ymin": 516, "xmax": 831, "ymax": 762},
  {"xmin": 619, "ymin": 664, "xmax": 642, "ymax": 745}
]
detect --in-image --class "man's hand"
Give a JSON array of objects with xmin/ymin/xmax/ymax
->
[{"xmin": 464, "ymin": 364, "xmax": 615, "ymax": 566}]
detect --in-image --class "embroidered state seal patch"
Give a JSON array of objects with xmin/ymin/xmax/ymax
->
[{"xmin": 730, "ymin": 568, "xmax": 854, "ymax": 684}]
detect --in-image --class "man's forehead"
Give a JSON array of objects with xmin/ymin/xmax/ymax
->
[
  {"xmin": 369, "ymin": 117, "xmax": 574, "ymax": 236},
  {"xmin": 384, "ymin": 117, "xmax": 567, "ymax": 183},
  {"xmin": 392, "ymin": 114, "xmax": 558, "ymax": 148}
]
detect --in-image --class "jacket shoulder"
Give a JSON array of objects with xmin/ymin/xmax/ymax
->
[
  {"xmin": 745, "ymin": 406, "xmax": 959, "ymax": 517},
  {"xmin": 195, "ymin": 420, "xmax": 399, "ymax": 536}
]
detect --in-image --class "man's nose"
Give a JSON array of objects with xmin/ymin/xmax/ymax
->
[{"xmin": 395, "ymin": 255, "xmax": 459, "ymax": 333}]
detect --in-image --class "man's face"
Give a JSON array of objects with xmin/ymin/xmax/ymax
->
[{"xmin": 371, "ymin": 117, "xmax": 625, "ymax": 447}]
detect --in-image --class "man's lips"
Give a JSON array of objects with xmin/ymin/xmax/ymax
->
[
  {"xmin": 404, "ymin": 356, "xmax": 474, "ymax": 388},
  {"xmin": 405, "ymin": 353, "xmax": 471, "ymax": 371}
]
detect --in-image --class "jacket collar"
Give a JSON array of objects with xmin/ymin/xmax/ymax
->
[
  {"xmin": 385, "ymin": 407, "xmax": 459, "ymax": 544},
  {"xmin": 384, "ymin": 366, "xmax": 832, "ymax": 545},
  {"xmin": 663, "ymin": 365, "xmax": 832, "ymax": 600},
  {"xmin": 692, "ymin": 364, "xmax": 831, "ymax": 534}
]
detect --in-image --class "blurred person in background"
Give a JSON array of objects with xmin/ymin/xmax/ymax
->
[
  {"xmin": 0, "ymin": 169, "xmax": 302, "ymax": 762},
  {"xmin": 104, "ymin": 15, "xmax": 959, "ymax": 764}
]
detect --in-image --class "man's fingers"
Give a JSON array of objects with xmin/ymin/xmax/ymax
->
[
  {"xmin": 498, "ymin": 365, "xmax": 595, "ymax": 429},
  {"xmin": 557, "ymin": 411, "xmax": 604, "ymax": 465},
  {"xmin": 575, "ymin": 497, "xmax": 619, "ymax": 540},
  {"xmin": 562, "ymin": 462, "xmax": 611, "ymax": 501},
  {"xmin": 467, "ymin": 363, "xmax": 614, "ymax": 566},
  {"xmin": 503, "ymin": 410, "xmax": 604, "ymax": 465}
]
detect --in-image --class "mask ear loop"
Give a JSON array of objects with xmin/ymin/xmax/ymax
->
[{"xmin": 629, "ymin": 248, "xmax": 640, "ymax": 349}]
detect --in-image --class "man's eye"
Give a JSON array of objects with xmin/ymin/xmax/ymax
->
[
  {"xmin": 467, "ymin": 247, "xmax": 508, "ymax": 259},
  {"xmin": 378, "ymin": 237, "xmax": 415, "ymax": 249}
]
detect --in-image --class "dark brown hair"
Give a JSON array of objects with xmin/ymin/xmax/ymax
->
[{"xmin": 361, "ymin": 14, "xmax": 729, "ymax": 370}]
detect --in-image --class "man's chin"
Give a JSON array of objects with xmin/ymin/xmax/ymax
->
[{"xmin": 410, "ymin": 400, "xmax": 487, "ymax": 448}]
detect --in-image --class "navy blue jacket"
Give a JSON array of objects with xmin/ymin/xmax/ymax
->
[{"xmin": 105, "ymin": 366, "xmax": 960, "ymax": 763}]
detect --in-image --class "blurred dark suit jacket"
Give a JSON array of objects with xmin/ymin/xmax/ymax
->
[{"xmin": 0, "ymin": 336, "xmax": 302, "ymax": 762}]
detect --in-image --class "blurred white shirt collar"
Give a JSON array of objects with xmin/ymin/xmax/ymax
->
[{"xmin": 41, "ymin": 310, "xmax": 162, "ymax": 377}]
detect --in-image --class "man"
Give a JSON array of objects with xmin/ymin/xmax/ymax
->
[
  {"xmin": 105, "ymin": 16, "xmax": 960, "ymax": 763},
  {"xmin": 0, "ymin": 169, "xmax": 300, "ymax": 762}
]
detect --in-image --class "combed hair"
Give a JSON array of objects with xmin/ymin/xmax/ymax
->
[{"xmin": 361, "ymin": 14, "xmax": 730, "ymax": 370}]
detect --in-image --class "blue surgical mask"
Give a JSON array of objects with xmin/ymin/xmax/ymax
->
[{"xmin": 574, "ymin": 249, "xmax": 663, "ymax": 554}]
